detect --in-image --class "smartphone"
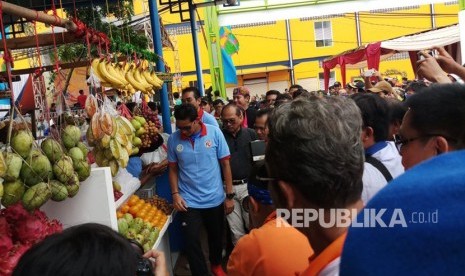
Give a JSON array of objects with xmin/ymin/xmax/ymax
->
[
  {"xmin": 363, "ymin": 69, "xmax": 375, "ymax": 77},
  {"xmin": 250, "ymin": 140, "xmax": 266, "ymax": 162},
  {"xmin": 418, "ymin": 50, "xmax": 436, "ymax": 60}
]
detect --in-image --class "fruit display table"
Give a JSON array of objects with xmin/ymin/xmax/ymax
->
[
  {"xmin": 41, "ymin": 167, "xmax": 174, "ymax": 274},
  {"xmin": 41, "ymin": 167, "xmax": 117, "ymax": 229}
]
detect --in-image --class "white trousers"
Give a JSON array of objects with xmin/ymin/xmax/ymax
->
[{"xmin": 226, "ymin": 183, "xmax": 250, "ymax": 245}]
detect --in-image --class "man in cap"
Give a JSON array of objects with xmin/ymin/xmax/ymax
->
[
  {"xmin": 366, "ymin": 80, "xmax": 396, "ymax": 98},
  {"xmin": 227, "ymin": 161, "xmax": 313, "ymax": 276},
  {"xmin": 233, "ymin": 86, "xmax": 256, "ymax": 129}
]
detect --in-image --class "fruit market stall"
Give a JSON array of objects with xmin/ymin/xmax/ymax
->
[{"xmin": 0, "ymin": 1, "xmax": 176, "ymax": 274}]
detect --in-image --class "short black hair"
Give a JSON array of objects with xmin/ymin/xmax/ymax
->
[
  {"xmin": 406, "ymin": 84, "xmax": 465, "ymax": 149},
  {"xmin": 256, "ymin": 107, "xmax": 272, "ymax": 119},
  {"xmin": 174, "ymin": 103, "xmax": 198, "ymax": 122},
  {"xmin": 182, "ymin": 86, "xmax": 201, "ymax": 99},
  {"xmin": 147, "ymin": 101, "xmax": 157, "ymax": 112},
  {"xmin": 385, "ymin": 98, "xmax": 407, "ymax": 125},
  {"xmin": 173, "ymin": 92, "xmax": 180, "ymax": 99},
  {"xmin": 265, "ymin": 90, "xmax": 280, "ymax": 97},
  {"xmin": 351, "ymin": 93, "xmax": 390, "ymax": 142},
  {"xmin": 213, "ymin": 99, "xmax": 224, "ymax": 106},
  {"xmin": 13, "ymin": 223, "xmax": 138, "ymax": 276},
  {"xmin": 289, "ymin": 84, "xmax": 302, "ymax": 90},
  {"xmin": 222, "ymin": 103, "xmax": 243, "ymax": 117},
  {"xmin": 125, "ymin": 102, "xmax": 136, "ymax": 113},
  {"xmin": 275, "ymin": 93, "xmax": 292, "ymax": 107},
  {"xmin": 405, "ymin": 80, "xmax": 428, "ymax": 93},
  {"xmin": 292, "ymin": 88, "xmax": 307, "ymax": 99}
]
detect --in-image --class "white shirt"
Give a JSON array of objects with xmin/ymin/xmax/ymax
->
[
  {"xmin": 319, "ymin": 257, "xmax": 340, "ymax": 276},
  {"xmin": 362, "ymin": 141, "xmax": 404, "ymax": 204}
]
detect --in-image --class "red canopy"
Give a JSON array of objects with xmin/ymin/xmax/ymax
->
[{"xmin": 323, "ymin": 42, "xmax": 396, "ymax": 90}]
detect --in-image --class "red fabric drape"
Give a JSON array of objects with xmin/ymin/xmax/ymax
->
[{"xmin": 322, "ymin": 42, "xmax": 382, "ymax": 90}]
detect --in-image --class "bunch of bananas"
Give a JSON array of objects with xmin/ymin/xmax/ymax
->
[
  {"xmin": 91, "ymin": 58, "xmax": 164, "ymax": 96},
  {"xmin": 87, "ymin": 112, "xmax": 136, "ymax": 177}
]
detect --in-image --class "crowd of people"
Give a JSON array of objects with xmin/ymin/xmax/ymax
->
[{"xmin": 12, "ymin": 47, "xmax": 465, "ymax": 276}]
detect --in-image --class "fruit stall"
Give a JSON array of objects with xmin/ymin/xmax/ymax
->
[{"xmin": 0, "ymin": 1, "xmax": 175, "ymax": 274}]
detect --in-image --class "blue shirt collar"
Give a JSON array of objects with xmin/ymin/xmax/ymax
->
[{"xmin": 365, "ymin": 141, "xmax": 388, "ymax": 156}]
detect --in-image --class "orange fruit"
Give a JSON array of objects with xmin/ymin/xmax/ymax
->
[
  {"xmin": 116, "ymin": 211, "xmax": 124, "ymax": 219},
  {"xmin": 129, "ymin": 205, "xmax": 141, "ymax": 216},
  {"xmin": 128, "ymin": 195, "xmax": 139, "ymax": 206},
  {"xmin": 120, "ymin": 204, "xmax": 130, "ymax": 214}
]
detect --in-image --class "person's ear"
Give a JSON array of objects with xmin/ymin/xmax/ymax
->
[
  {"xmin": 276, "ymin": 180, "xmax": 297, "ymax": 209},
  {"xmin": 361, "ymin": 127, "xmax": 373, "ymax": 142},
  {"xmin": 434, "ymin": 136, "xmax": 450, "ymax": 155},
  {"xmin": 249, "ymin": 196, "xmax": 260, "ymax": 213}
]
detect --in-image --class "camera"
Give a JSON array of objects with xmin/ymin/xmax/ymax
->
[
  {"xmin": 250, "ymin": 140, "xmax": 266, "ymax": 162},
  {"xmin": 128, "ymin": 239, "xmax": 154, "ymax": 276},
  {"xmin": 417, "ymin": 50, "xmax": 436, "ymax": 60}
]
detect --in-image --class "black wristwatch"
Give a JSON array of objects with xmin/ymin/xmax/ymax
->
[{"xmin": 226, "ymin": 193, "xmax": 236, "ymax": 200}]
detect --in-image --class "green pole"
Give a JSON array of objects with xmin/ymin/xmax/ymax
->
[{"xmin": 205, "ymin": 2, "xmax": 227, "ymax": 98}]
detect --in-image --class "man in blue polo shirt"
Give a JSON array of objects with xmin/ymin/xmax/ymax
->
[
  {"xmin": 181, "ymin": 86, "xmax": 219, "ymax": 128},
  {"xmin": 168, "ymin": 103, "xmax": 234, "ymax": 276}
]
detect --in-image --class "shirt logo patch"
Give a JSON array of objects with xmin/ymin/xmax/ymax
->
[
  {"xmin": 205, "ymin": 140, "xmax": 212, "ymax": 148},
  {"xmin": 176, "ymin": 144, "xmax": 184, "ymax": 152}
]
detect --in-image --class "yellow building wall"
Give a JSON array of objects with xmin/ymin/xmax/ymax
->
[
  {"xmin": 138, "ymin": 2, "xmax": 461, "ymax": 90},
  {"xmin": 433, "ymin": 3, "xmax": 460, "ymax": 28},
  {"xmin": 291, "ymin": 16, "xmax": 358, "ymax": 60},
  {"xmin": 359, "ymin": 6, "xmax": 432, "ymax": 43},
  {"xmin": 230, "ymin": 21, "xmax": 289, "ymax": 66}
]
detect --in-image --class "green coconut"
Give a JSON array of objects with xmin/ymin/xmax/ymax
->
[
  {"xmin": 61, "ymin": 125, "xmax": 81, "ymax": 149},
  {"xmin": 77, "ymin": 142, "xmax": 89, "ymax": 157},
  {"xmin": 11, "ymin": 130, "xmax": 33, "ymax": 158},
  {"xmin": 53, "ymin": 156, "xmax": 74, "ymax": 183},
  {"xmin": 3, "ymin": 152, "xmax": 23, "ymax": 181},
  {"xmin": 22, "ymin": 182, "xmax": 52, "ymax": 211},
  {"xmin": 66, "ymin": 172, "xmax": 80, "ymax": 198},
  {"xmin": 74, "ymin": 160, "xmax": 90, "ymax": 181},
  {"xmin": 41, "ymin": 138, "xmax": 63, "ymax": 163},
  {"xmin": 1, "ymin": 179, "xmax": 25, "ymax": 207},
  {"xmin": 68, "ymin": 147, "xmax": 84, "ymax": 163},
  {"xmin": 20, "ymin": 150, "xmax": 53, "ymax": 186},
  {"xmin": 50, "ymin": 180, "xmax": 68, "ymax": 201}
]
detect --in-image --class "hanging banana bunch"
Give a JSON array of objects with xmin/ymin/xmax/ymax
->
[{"xmin": 90, "ymin": 58, "xmax": 165, "ymax": 97}]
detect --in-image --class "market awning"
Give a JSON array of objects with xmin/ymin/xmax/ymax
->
[{"xmin": 322, "ymin": 24, "xmax": 460, "ymax": 90}]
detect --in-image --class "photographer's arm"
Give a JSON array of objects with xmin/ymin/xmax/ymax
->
[
  {"xmin": 434, "ymin": 47, "xmax": 465, "ymax": 81},
  {"xmin": 143, "ymin": 250, "xmax": 169, "ymax": 276}
]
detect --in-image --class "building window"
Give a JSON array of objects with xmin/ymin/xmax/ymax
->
[
  {"xmin": 314, "ymin": 21, "xmax": 332, "ymax": 47},
  {"xmin": 318, "ymin": 71, "xmax": 336, "ymax": 90}
]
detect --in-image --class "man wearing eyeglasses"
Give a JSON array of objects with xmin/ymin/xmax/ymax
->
[
  {"xmin": 351, "ymin": 93, "xmax": 404, "ymax": 204},
  {"xmin": 395, "ymin": 84, "xmax": 465, "ymax": 169},
  {"xmin": 340, "ymin": 86, "xmax": 465, "ymax": 275},
  {"xmin": 167, "ymin": 103, "xmax": 233, "ymax": 276},
  {"xmin": 181, "ymin": 86, "xmax": 219, "ymax": 128},
  {"xmin": 221, "ymin": 103, "xmax": 258, "ymax": 245}
]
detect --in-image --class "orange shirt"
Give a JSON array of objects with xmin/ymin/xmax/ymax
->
[
  {"xmin": 299, "ymin": 233, "xmax": 347, "ymax": 276},
  {"xmin": 227, "ymin": 211, "xmax": 313, "ymax": 276}
]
